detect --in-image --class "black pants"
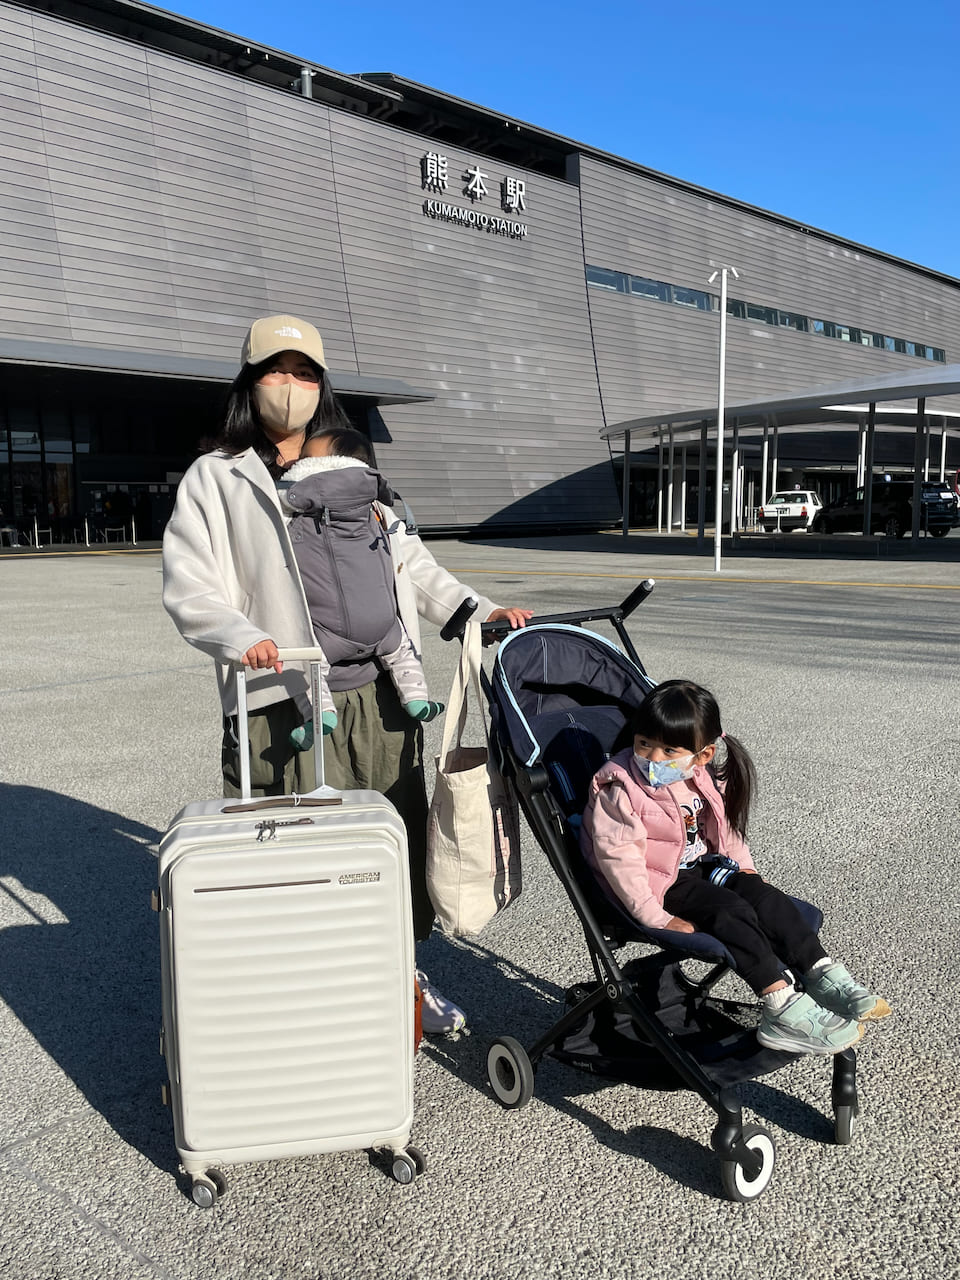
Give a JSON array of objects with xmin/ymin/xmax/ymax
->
[{"xmin": 662, "ymin": 867, "xmax": 827, "ymax": 994}]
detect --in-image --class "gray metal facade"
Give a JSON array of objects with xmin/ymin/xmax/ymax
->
[
  {"xmin": 2, "ymin": 0, "xmax": 959, "ymax": 530},
  {"xmin": 577, "ymin": 154, "xmax": 960, "ymax": 424}
]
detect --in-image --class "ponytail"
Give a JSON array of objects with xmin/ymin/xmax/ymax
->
[{"xmin": 711, "ymin": 732, "xmax": 756, "ymax": 840}]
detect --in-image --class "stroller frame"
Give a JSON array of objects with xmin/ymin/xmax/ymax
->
[{"xmin": 444, "ymin": 583, "xmax": 858, "ymax": 1202}]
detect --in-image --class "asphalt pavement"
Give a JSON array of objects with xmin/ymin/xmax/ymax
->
[{"xmin": 1, "ymin": 531, "xmax": 957, "ymax": 1280}]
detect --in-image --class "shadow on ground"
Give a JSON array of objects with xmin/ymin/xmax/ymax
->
[
  {"xmin": 417, "ymin": 934, "xmax": 840, "ymax": 1198},
  {"xmin": 459, "ymin": 528, "xmax": 960, "ymax": 564},
  {"xmin": 0, "ymin": 783, "xmax": 174, "ymax": 1174}
]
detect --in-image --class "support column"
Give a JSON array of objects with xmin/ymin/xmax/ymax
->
[
  {"xmin": 940, "ymin": 419, "xmax": 948, "ymax": 482},
  {"xmin": 680, "ymin": 445, "xmax": 688, "ymax": 532},
  {"xmin": 760, "ymin": 425, "xmax": 769, "ymax": 507},
  {"xmin": 856, "ymin": 419, "xmax": 867, "ymax": 487},
  {"xmin": 863, "ymin": 403, "xmax": 876, "ymax": 535},
  {"xmin": 923, "ymin": 418, "xmax": 931, "ymax": 481},
  {"xmin": 730, "ymin": 421, "xmax": 740, "ymax": 535},
  {"xmin": 911, "ymin": 398, "xmax": 926, "ymax": 539},
  {"xmin": 770, "ymin": 427, "xmax": 779, "ymax": 498},
  {"xmin": 697, "ymin": 421, "xmax": 708, "ymax": 550},
  {"xmin": 621, "ymin": 431, "xmax": 631, "ymax": 537},
  {"xmin": 667, "ymin": 426, "xmax": 676, "ymax": 531},
  {"xmin": 656, "ymin": 429, "xmax": 664, "ymax": 533}
]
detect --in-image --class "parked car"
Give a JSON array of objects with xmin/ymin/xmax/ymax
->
[
  {"xmin": 811, "ymin": 480, "xmax": 959, "ymax": 538},
  {"xmin": 757, "ymin": 490, "xmax": 822, "ymax": 532}
]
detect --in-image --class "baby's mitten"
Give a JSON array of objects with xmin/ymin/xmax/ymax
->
[{"xmin": 405, "ymin": 699, "xmax": 444, "ymax": 722}]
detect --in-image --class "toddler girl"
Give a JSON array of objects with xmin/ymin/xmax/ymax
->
[{"xmin": 580, "ymin": 679, "xmax": 890, "ymax": 1055}]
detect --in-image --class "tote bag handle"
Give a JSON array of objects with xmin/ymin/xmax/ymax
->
[{"xmin": 438, "ymin": 619, "xmax": 488, "ymax": 764}]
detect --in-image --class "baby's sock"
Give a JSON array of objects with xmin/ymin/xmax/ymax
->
[
  {"xmin": 290, "ymin": 721, "xmax": 313, "ymax": 752},
  {"xmin": 289, "ymin": 711, "xmax": 338, "ymax": 753},
  {"xmin": 806, "ymin": 956, "xmax": 834, "ymax": 977},
  {"xmin": 762, "ymin": 984, "xmax": 797, "ymax": 1012},
  {"xmin": 405, "ymin": 699, "xmax": 444, "ymax": 722}
]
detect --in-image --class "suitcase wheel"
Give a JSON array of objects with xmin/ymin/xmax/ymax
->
[
  {"xmin": 190, "ymin": 1169, "xmax": 228, "ymax": 1209},
  {"xmin": 391, "ymin": 1145, "xmax": 426, "ymax": 1185}
]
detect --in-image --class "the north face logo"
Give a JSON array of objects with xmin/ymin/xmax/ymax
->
[{"xmin": 274, "ymin": 326, "xmax": 303, "ymax": 339}]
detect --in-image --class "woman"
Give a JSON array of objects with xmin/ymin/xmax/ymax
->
[{"xmin": 162, "ymin": 314, "xmax": 530, "ymax": 1031}]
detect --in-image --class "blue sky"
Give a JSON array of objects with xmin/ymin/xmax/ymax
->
[{"xmin": 166, "ymin": 0, "xmax": 960, "ymax": 278}]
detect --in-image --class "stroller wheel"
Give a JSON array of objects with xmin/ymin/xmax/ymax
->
[
  {"xmin": 834, "ymin": 1104, "xmax": 857, "ymax": 1145},
  {"xmin": 718, "ymin": 1124, "xmax": 776, "ymax": 1202},
  {"xmin": 487, "ymin": 1037, "xmax": 535, "ymax": 1109}
]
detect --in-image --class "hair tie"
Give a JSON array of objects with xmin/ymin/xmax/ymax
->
[{"xmin": 719, "ymin": 731, "xmax": 726, "ymax": 739}]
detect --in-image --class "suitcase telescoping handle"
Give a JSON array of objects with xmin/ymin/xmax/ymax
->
[{"xmin": 233, "ymin": 647, "xmax": 330, "ymax": 801}]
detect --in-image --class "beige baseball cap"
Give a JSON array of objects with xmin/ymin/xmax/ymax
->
[{"xmin": 241, "ymin": 314, "xmax": 328, "ymax": 369}]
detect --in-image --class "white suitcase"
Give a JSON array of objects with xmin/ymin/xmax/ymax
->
[{"xmin": 156, "ymin": 651, "xmax": 421, "ymax": 1207}]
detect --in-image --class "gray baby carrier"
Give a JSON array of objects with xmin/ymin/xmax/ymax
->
[{"xmin": 285, "ymin": 466, "xmax": 402, "ymax": 664}]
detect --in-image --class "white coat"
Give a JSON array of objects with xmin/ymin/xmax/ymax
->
[{"xmin": 161, "ymin": 447, "xmax": 498, "ymax": 715}]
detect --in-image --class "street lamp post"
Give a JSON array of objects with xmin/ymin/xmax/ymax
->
[{"xmin": 707, "ymin": 264, "xmax": 739, "ymax": 571}]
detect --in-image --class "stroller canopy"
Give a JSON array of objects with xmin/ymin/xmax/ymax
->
[{"xmin": 491, "ymin": 625, "xmax": 654, "ymax": 768}]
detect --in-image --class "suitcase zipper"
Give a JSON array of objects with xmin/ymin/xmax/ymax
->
[{"xmin": 255, "ymin": 816, "xmax": 316, "ymax": 841}]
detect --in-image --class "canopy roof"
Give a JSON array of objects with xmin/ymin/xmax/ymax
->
[
  {"xmin": 0, "ymin": 337, "xmax": 434, "ymax": 405},
  {"xmin": 602, "ymin": 363, "xmax": 960, "ymax": 445}
]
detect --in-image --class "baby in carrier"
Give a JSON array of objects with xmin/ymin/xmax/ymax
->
[{"xmin": 279, "ymin": 429, "xmax": 443, "ymax": 750}]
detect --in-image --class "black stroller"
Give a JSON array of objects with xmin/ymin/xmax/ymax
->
[{"xmin": 443, "ymin": 582, "xmax": 858, "ymax": 1202}]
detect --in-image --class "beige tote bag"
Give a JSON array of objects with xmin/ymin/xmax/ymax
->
[{"xmin": 426, "ymin": 619, "xmax": 522, "ymax": 936}]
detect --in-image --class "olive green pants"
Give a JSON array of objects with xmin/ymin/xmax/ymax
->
[{"xmin": 222, "ymin": 672, "xmax": 434, "ymax": 939}]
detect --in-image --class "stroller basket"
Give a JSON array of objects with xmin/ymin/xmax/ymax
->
[{"xmin": 447, "ymin": 583, "xmax": 859, "ymax": 1202}]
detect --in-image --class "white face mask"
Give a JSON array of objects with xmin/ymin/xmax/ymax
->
[{"xmin": 254, "ymin": 382, "xmax": 320, "ymax": 434}]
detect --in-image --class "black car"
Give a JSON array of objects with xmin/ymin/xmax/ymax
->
[{"xmin": 812, "ymin": 480, "xmax": 959, "ymax": 538}]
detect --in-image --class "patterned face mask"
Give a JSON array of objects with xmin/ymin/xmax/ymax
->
[{"xmin": 633, "ymin": 751, "xmax": 696, "ymax": 789}]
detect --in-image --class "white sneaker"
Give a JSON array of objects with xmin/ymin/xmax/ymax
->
[{"xmin": 416, "ymin": 970, "xmax": 466, "ymax": 1035}]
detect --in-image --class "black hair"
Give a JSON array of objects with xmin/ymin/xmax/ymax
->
[
  {"xmin": 632, "ymin": 679, "xmax": 756, "ymax": 838},
  {"xmin": 204, "ymin": 357, "xmax": 351, "ymax": 475},
  {"xmin": 305, "ymin": 427, "xmax": 373, "ymax": 465}
]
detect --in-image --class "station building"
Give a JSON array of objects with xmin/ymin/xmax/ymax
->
[{"xmin": 2, "ymin": 0, "xmax": 960, "ymax": 541}]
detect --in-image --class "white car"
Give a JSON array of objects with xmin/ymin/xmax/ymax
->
[{"xmin": 757, "ymin": 490, "xmax": 822, "ymax": 532}]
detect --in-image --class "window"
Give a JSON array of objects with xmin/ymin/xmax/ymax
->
[
  {"xmin": 584, "ymin": 264, "xmax": 945, "ymax": 365},
  {"xmin": 671, "ymin": 286, "xmax": 711, "ymax": 311},
  {"xmin": 778, "ymin": 311, "xmax": 809, "ymax": 332},
  {"xmin": 630, "ymin": 275, "xmax": 669, "ymax": 302},
  {"xmin": 746, "ymin": 302, "xmax": 778, "ymax": 325},
  {"xmin": 586, "ymin": 266, "xmax": 627, "ymax": 292}
]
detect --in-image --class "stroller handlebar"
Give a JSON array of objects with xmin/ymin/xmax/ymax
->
[
  {"xmin": 439, "ymin": 580, "xmax": 656, "ymax": 643},
  {"xmin": 439, "ymin": 595, "xmax": 480, "ymax": 641}
]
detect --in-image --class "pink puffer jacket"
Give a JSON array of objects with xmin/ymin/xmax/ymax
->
[{"xmin": 579, "ymin": 748, "xmax": 754, "ymax": 928}]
